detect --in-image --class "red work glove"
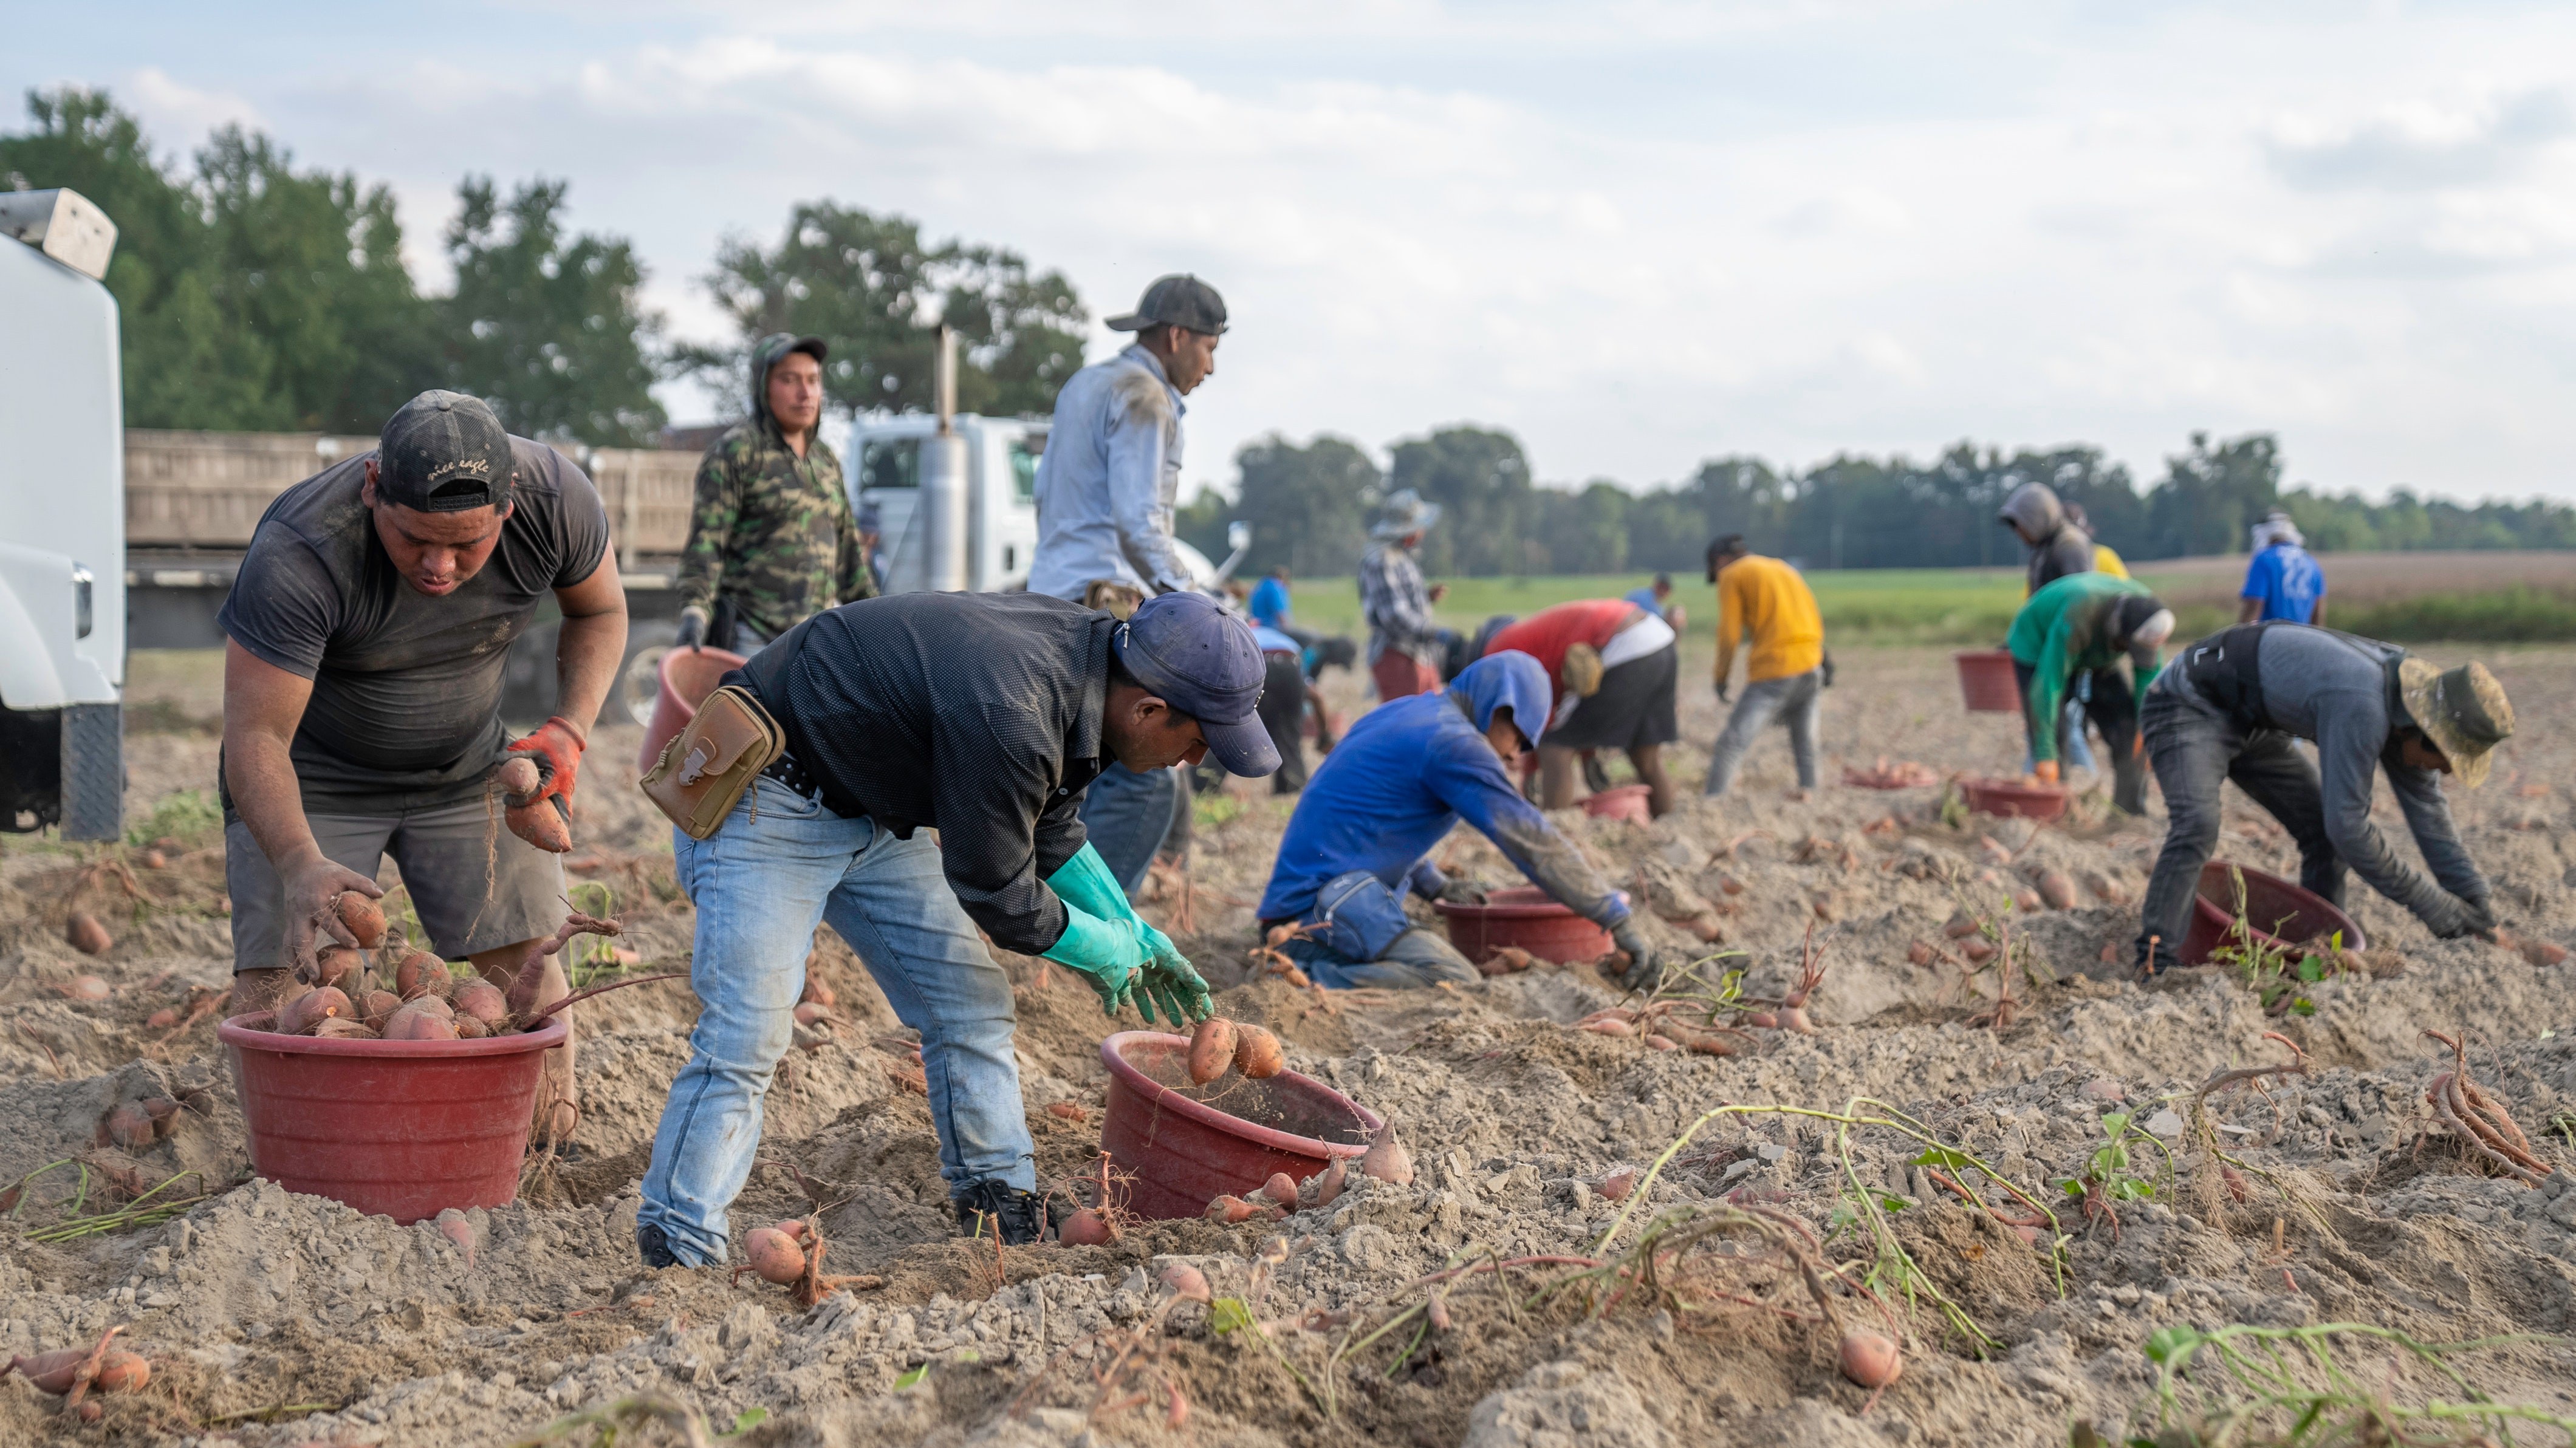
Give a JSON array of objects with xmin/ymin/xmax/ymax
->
[{"xmin": 504, "ymin": 716, "xmax": 586, "ymax": 809}]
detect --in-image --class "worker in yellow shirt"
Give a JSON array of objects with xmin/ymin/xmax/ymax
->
[
  {"xmin": 1704, "ymin": 534, "xmax": 1826, "ymax": 797},
  {"xmin": 2062, "ymin": 503, "xmax": 2129, "ymax": 580}
]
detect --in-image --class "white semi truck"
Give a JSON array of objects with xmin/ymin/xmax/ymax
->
[{"xmin": 0, "ymin": 189, "xmax": 125, "ymax": 840}]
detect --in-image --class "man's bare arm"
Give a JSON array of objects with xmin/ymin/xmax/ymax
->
[
  {"xmin": 549, "ymin": 552, "xmax": 629, "ymax": 742},
  {"xmin": 223, "ymin": 640, "xmax": 383, "ymax": 986}
]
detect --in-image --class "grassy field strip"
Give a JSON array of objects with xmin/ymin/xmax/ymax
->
[{"xmin": 1284, "ymin": 561, "xmax": 2576, "ymax": 645}]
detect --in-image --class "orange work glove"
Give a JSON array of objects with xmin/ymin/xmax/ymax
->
[
  {"xmin": 504, "ymin": 715, "xmax": 586, "ymax": 809},
  {"xmin": 2033, "ymin": 759, "xmax": 2060, "ymax": 785}
]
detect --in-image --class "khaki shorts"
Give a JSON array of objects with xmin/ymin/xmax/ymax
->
[{"xmin": 224, "ymin": 796, "xmax": 568, "ymax": 972}]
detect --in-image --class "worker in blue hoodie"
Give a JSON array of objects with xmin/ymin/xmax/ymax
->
[{"xmin": 1255, "ymin": 651, "xmax": 1660, "ymax": 990}]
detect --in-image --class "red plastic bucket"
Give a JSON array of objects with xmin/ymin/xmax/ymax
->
[
  {"xmin": 637, "ymin": 645, "xmax": 748, "ymax": 776},
  {"xmin": 1582, "ymin": 784, "xmax": 1653, "ymax": 824},
  {"xmin": 219, "ymin": 1013, "xmax": 567, "ymax": 1224},
  {"xmin": 1959, "ymin": 776, "xmax": 2069, "ymax": 822},
  {"xmin": 1099, "ymin": 1031, "xmax": 1381, "ymax": 1221},
  {"xmin": 2178, "ymin": 862, "xmax": 2368, "ymax": 966},
  {"xmin": 1434, "ymin": 886, "xmax": 1614, "ymax": 965},
  {"xmin": 1955, "ymin": 650, "xmax": 2021, "ymax": 713}
]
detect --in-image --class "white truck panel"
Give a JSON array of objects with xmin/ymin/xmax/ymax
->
[{"xmin": 0, "ymin": 230, "xmax": 125, "ymax": 706}]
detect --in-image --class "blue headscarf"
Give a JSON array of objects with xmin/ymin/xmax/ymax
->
[{"xmin": 1448, "ymin": 650, "xmax": 1552, "ymax": 749}]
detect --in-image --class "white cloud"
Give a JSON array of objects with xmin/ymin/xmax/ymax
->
[
  {"xmin": 2267, "ymin": 87, "xmax": 2575, "ymax": 191},
  {"xmin": 7, "ymin": 5, "xmax": 2576, "ymax": 502},
  {"xmin": 122, "ymin": 67, "xmax": 261, "ymax": 149}
]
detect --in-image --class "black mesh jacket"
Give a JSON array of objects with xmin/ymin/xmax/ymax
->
[{"xmin": 734, "ymin": 591, "xmax": 1115, "ymax": 955}]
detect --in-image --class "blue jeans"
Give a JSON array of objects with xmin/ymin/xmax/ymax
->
[
  {"xmin": 1079, "ymin": 762, "xmax": 1184, "ymax": 900},
  {"xmin": 1704, "ymin": 669, "xmax": 1823, "ymax": 794},
  {"xmin": 1281, "ymin": 928, "xmax": 1481, "ymax": 989},
  {"xmin": 637, "ymin": 776, "xmax": 1033, "ymax": 1267}
]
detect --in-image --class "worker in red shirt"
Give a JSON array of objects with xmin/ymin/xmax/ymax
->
[{"xmin": 1480, "ymin": 598, "xmax": 1679, "ymax": 816}]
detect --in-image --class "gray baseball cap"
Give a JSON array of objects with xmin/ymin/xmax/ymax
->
[
  {"xmin": 1105, "ymin": 274, "xmax": 1228, "ymax": 335},
  {"xmin": 379, "ymin": 391, "xmax": 514, "ymax": 513}
]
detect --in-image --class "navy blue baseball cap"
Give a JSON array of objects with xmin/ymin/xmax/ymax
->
[{"xmin": 1114, "ymin": 591, "xmax": 1279, "ymax": 777}]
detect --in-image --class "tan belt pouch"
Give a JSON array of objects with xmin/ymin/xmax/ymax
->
[{"xmin": 641, "ymin": 685, "xmax": 787, "ymax": 839}]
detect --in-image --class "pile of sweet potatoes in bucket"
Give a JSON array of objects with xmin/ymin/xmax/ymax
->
[{"xmin": 250, "ymin": 896, "xmax": 651, "ymax": 1042}]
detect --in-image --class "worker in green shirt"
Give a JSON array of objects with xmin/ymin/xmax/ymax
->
[{"xmin": 2006, "ymin": 572, "xmax": 2174, "ymax": 814}]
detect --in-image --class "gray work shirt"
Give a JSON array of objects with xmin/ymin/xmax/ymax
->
[
  {"xmin": 1026, "ymin": 344, "xmax": 1195, "ymax": 601},
  {"xmin": 2161, "ymin": 624, "xmax": 2485, "ymax": 918},
  {"xmin": 218, "ymin": 438, "xmax": 609, "ymax": 815}
]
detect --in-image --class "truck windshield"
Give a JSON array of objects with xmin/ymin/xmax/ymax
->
[
  {"xmin": 860, "ymin": 437, "xmax": 920, "ymax": 490},
  {"xmin": 1010, "ymin": 432, "xmax": 1045, "ymax": 502}
]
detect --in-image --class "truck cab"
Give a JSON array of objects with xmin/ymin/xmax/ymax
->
[
  {"xmin": 0, "ymin": 190, "xmax": 125, "ymax": 839},
  {"xmin": 846, "ymin": 413, "xmax": 1045, "ymax": 593}
]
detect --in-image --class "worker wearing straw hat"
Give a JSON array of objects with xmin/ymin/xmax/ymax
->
[{"xmin": 2132, "ymin": 621, "xmax": 2513, "ymax": 978}]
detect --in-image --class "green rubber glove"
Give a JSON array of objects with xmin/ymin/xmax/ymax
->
[
  {"xmin": 1134, "ymin": 920, "xmax": 1214, "ymax": 1026},
  {"xmin": 1040, "ymin": 905, "xmax": 1148, "ymax": 1017},
  {"xmin": 1046, "ymin": 842, "xmax": 1140, "ymax": 924}
]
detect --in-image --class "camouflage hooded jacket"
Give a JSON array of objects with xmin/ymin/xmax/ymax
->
[{"xmin": 674, "ymin": 333, "xmax": 875, "ymax": 637}]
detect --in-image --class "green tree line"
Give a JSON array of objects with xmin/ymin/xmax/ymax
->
[
  {"xmin": 1, "ymin": 88, "xmax": 1083, "ymax": 446},
  {"xmin": 1181, "ymin": 426, "xmax": 2576, "ymax": 576}
]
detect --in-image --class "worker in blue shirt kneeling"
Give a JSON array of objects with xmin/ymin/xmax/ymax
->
[{"xmin": 1255, "ymin": 651, "xmax": 1662, "ymax": 991}]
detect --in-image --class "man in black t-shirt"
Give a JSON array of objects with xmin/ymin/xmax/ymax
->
[{"xmin": 219, "ymin": 391, "xmax": 628, "ymax": 1141}]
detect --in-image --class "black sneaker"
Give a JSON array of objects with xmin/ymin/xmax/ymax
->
[
  {"xmin": 953, "ymin": 1180, "xmax": 1050, "ymax": 1245},
  {"xmin": 637, "ymin": 1223, "xmax": 680, "ymax": 1269}
]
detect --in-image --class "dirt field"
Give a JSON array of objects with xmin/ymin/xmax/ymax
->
[{"xmin": 3, "ymin": 643, "xmax": 2573, "ymax": 1446}]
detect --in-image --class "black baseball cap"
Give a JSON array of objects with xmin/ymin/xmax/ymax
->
[
  {"xmin": 1114, "ymin": 591, "xmax": 1278, "ymax": 776},
  {"xmin": 1105, "ymin": 274, "xmax": 1228, "ymax": 335},
  {"xmin": 378, "ymin": 391, "xmax": 514, "ymax": 513}
]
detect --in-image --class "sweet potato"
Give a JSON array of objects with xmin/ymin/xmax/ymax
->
[
  {"xmin": 1058, "ymin": 1207, "xmax": 1114, "ymax": 1246},
  {"xmin": 1310, "ymin": 1155, "xmax": 1348, "ymax": 1207},
  {"xmin": 2035, "ymin": 870, "xmax": 2078, "ymax": 911},
  {"xmin": 1187, "ymin": 1017, "xmax": 1238, "ymax": 1085},
  {"xmin": 495, "ymin": 755, "xmax": 541, "ymax": 801},
  {"xmin": 385, "ymin": 1003, "xmax": 459, "ymax": 1041},
  {"xmin": 1644, "ymin": 1034, "xmax": 1678, "ymax": 1051},
  {"xmin": 436, "ymin": 1207, "xmax": 478, "ymax": 1268},
  {"xmin": 507, "ymin": 797, "xmax": 573, "ymax": 853},
  {"xmin": 335, "ymin": 890, "xmax": 387, "ymax": 948},
  {"xmin": 140, "ymin": 1095, "xmax": 181, "ymax": 1139},
  {"xmin": 1205, "ymin": 1194, "xmax": 1258, "ymax": 1224},
  {"xmin": 1580, "ymin": 1017, "xmax": 1634, "ymax": 1037},
  {"xmin": 394, "ymin": 951, "xmax": 451, "ymax": 1000},
  {"xmin": 1838, "ymin": 1328, "xmax": 1900, "ymax": 1388},
  {"xmin": 792, "ymin": 1001, "xmax": 833, "ymax": 1027},
  {"xmin": 744, "ymin": 1226, "xmax": 806, "ymax": 1284},
  {"xmin": 451, "ymin": 979, "xmax": 509, "ymax": 1029},
  {"xmin": 92, "ymin": 1350, "xmax": 149, "ymax": 1393},
  {"xmin": 1259, "ymin": 1172, "xmax": 1299, "ymax": 1207},
  {"xmin": 1360, "ymin": 1121, "xmax": 1414, "ymax": 1185},
  {"xmin": 145, "ymin": 1006, "xmax": 179, "ymax": 1030},
  {"xmin": 58, "ymin": 973, "xmax": 112, "ymax": 1003},
  {"xmin": 312, "ymin": 946, "xmax": 361, "ymax": 989},
  {"xmin": 1, "ymin": 1342, "xmax": 147, "ymax": 1397},
  {"xmin": 1597, "ymin": 1167, "xmax": 1639, "ymax": 1202},
  {"xmin": 1232, "ymin": 1023, "xmax": 1284, "ymax": 1079},
  {"xmin": 101, "ymin": 1104, "xmax": 154, "ymax": 1152},
  {"xmin": 1159, "ymin": 1263, "xmax": 1211, "ymax": 1302},
  {"xmin": 66, "ymin": 912, "xmax": 112, "ymax": 957},
  {"xmin": 278, "ymin": 986, "xmax": 352, "ymax": 1036},
  {"xmin": 454, "ymin": 1015, "xmax": 490, "ymax": 1039},
  {"xmin": 312, "ymin": 1019, "xmax": 376, "ymax": 1039},
  {"xmin": 361, "ymin": 990, "xmax": 404, "ymax": 1032},
  {"xmin": 3, "ymin": 1345, "xmax": 91, "ymax": 1394}
]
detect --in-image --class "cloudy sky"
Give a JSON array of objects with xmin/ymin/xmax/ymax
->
[{"xmin": 11, "ymin": 2, "xmax": 2576, "ymax": 504}]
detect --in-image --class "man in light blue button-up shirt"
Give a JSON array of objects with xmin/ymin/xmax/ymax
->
[
  {"xmin": 1028, "ymin": 275, "xmax": 1227, "ymax": 612},
  {"xmin": 1030, "ymin": 274, "xmax": 1230, "ymax": 898}
]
